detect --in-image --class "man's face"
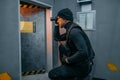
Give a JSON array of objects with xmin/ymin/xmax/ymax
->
[{"xmin": 57, "ymin": 16, "xmax": 66, "ymax": 28}]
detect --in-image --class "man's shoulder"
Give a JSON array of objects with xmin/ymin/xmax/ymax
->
[
  {"xmin": 69, "ymin": 24, "xmax": 83, "ymax": 36},
  {"xmin": 70, "ymin": 23, "xmax": 82, "ymax": 32},
  {"xmin": 71, "ymin": 22, "xmax": 79, "ymax": 27}
]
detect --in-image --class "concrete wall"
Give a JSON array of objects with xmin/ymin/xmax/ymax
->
[
  {"xmin": 0, "ymin": 0, "xmax": 21, "ymax": 80},
  {"xmin": 93, "ymin": 0, "xmax": 120, "ymax": 80}
]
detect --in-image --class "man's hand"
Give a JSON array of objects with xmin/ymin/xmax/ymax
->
[
  {"xmin": 59, "ymin": 44, "xmax": 68, "ymax": 56},
  {"xmin": 62, "ymin": 56, "xmax": 69, "ymax": 64},
  {"xmin": 55, "ymin": 23, "xmax": 59, "ymax": 27},
  {"xmin": 65, "ymin": 58, "xmax": 69, "ymax": 64}
]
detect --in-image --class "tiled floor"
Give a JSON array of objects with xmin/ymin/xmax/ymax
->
[{"xmin": 22, "ymin": 73, "xmax": 50, "ymax": 80}]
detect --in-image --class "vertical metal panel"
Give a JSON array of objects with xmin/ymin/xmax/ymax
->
[
  {"xmin": 0, "ymin": 0, "xmax": 21, "ymax": 80},
  {"xmin": 46, "ymin": 9, "xmax": 53, "ymax": 71},
  {"xmin": 93, "ymin": 0, "xmax": 120, "ymax": 80},
  {"xmin": 31, "ymin": 0, "xmax": 53, "ymax": 6}
]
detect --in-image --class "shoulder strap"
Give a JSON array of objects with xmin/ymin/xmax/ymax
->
[
  {"xmin": 66, "ymin": 23, "xmax": 95, "ymax": 62},
  {"xmin": 66, "ymin": 23, "xmax": 82, "ymax": 41},
  {"xmin": 66, "ymin": 23, "xmax": 75, "ymax": 41}
]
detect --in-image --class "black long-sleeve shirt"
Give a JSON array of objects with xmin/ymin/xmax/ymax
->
[{"xmin": 54, "ymin": 22, "xmax": 89, "ymax": 65}]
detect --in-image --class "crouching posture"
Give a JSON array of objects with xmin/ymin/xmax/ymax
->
[{"xmin": 48, "ymin": 8, "xmax": 95, "ymax": 80}]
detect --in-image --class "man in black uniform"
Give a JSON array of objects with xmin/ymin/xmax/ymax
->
[{"xmin": 48, "ymin": 8, "xmax": 94, "ymax": 80}]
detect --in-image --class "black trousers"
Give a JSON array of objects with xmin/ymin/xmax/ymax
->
[{"xmin": 48, "ymin": 65, "xmax": 90, "ymax": 80}]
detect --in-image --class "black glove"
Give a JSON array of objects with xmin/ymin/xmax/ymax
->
[
  {"xmin": 59, "ymin": 43, "xmax": 68, "ymax": 56},
  {"xmin": 59, "ymin": 43, "xmax": 70, "ymax": 65},
  {"xmin": 59, "ymin": 44, "xmax": 67, "ymax": 64},
  {"xmin": 61, "ymin": 56, "xmax": 67, "ymax": 65}
]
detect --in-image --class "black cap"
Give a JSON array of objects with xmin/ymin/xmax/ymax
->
[{"xmin": 57, "ymin": 8, "xmax": 73, "ymax": 22}]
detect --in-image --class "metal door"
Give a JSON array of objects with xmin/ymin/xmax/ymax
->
[{"xmin": 20, "ymin": 6, "xmax": 46, "ymax": 73}]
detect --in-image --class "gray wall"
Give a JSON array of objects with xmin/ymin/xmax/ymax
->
[
  {"xmin": 0, "ymin": 0, "xmax": 21, "ymax": 80},
  {"xmin": 93, "ymin": 0, "xmax": 120, "ymax": 80}
]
